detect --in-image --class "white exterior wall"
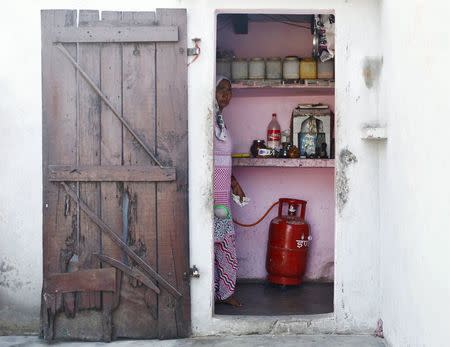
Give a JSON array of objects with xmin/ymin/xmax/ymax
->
[
  {"xmin": 0, "ymin": 0, "xmax": 383, "ymax": 337},
  {"xmin": 379, "ymin": 1, "xmax": 450, "ymax": 346}
]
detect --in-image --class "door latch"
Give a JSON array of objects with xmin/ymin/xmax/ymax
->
[
  {"xmin": 184, "ymin": 265, "xmax": 200, "ymax": 279},
  {"xmin": 187, "ymin": 38, "xmax": 201, "ymax": 56}
]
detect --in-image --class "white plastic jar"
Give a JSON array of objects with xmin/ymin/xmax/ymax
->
[
  {"xmin": 266, "ymin": 57, "xmax": 282, "ymax": 79},
  {"xmin": 283, "ymin": 56, "xmax": 300, "ymax": 80},
  {"xmin": 216, "ymin": 58, "xmax": 231, "ymax": 79},
  {"xmin": 249, "ymin": 57, "xmax": 265, "ymax": 79},
  {"xmin": 231, "ymin": 58, "xmax": 248, "ymax": 80}
]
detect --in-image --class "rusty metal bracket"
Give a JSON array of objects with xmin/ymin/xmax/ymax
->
[{"xmin": 187, "ymin": 37, "xmax": 201, "ymax": 56}]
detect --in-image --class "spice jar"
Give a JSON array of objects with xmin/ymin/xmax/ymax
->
[
  {"xmin": 283, "ymin": 56, "xmax": 300, "ymax": 80},
  {"xmin": 266, "ymin": 57, "xmax": 282, "ymax": 79},
  {"xmin": 249, "ymin": 58, "xmax": 265, "ymax": 79},
  {"xmin": 231, "ymin": 58, "xmax": 248, "ymax": 80},
  {"xmin": 250, "ymin": 139, "xmax": 266, "ymax": 157}
]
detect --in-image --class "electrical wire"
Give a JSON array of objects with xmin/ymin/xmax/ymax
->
[{"xmin": 262, "ymin": 14, "xmax": 311, "ymax": 30}]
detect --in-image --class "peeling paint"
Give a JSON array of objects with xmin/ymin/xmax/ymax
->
[
  {"xmin": 0, "ymin": 261, "xmax": 14, "ymax": 273},
  {"xmin": 202, "ymin": 106, "xmax": 215, "ymax": 213},
  {"xmin": 0, "ymin": 259, "xmax": 30, "ymax": 290},
  {"xmin": 336, "ymin": 149, "xmax": 358, "ymax": 214},
  {"xmin": 363, "ymin": 57, "xmax": 383, "ymax": 88}
]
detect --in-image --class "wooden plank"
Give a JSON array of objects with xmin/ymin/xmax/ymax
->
[
  {"xmin": 61, "ymin": 183, "xmax": 181, "ymax": 299},
  {"xmin": 41, "ymin": 10, "xmax": 78, "ymax": 340},
  {"xmin": 77, "ymin": 9, "xmax": 102, "ymax": 311},
  {"xmin": 48, "ymin": 165, "xmax": 176, "ymax": 182},
  {"xmin": 115, "ymin": 10, "xmax": 159, "ymax": 339},
  {"xmin": 54, "ymin": 25, "xmax": 178, "ymax": 43},
  {"xmin": 56, "ymin": 43, "xmax": 163, "ymax": 167},
  {"xmin": 122, "ymin": 11, "xmax": 156, "ymax": 25},
  {"xmin": 156, "ymin": 8, "xmax": 190, "ymax": 339},
  {"xmin": 99, "ymin": 11, "xmax": 123, "ymax": 342},
  {"xmin": 45, "ymin": 268, "xmax": 116, "ymax": 294}
]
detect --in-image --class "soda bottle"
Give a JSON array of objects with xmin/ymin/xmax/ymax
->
[{"xmin": 267, "ymin": 113, "xmax": 281, "ymax": 149}]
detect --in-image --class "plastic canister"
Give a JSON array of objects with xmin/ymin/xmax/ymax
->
[
  {"xmin": 216, "ymin": 58, "xmax": 231, "ymax": 79},
  {"xmin": 283, "ymin": 56, "xmax": 300, "ymax": 80},
  {"xmin": 300, "ymin": 58, "xmax": 317, "ymax": 79},
  {"xmin": 317, "ymin": 59, "xmax": 334, "ymax": 79},
  {"xmin": 231, "ymin": 58, "xmax": 248, "ymax": 80},
  {"xmin": 266, "ymin": 57, "xmax": 282, "ymax": 79},
  {"xmin": 249, "ymin": 58, "xmax": 265, "ymax": 79}
]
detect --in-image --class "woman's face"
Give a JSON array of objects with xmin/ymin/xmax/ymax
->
[{"xmin": 216, "ymin": 79, "xmax": 232, "ymax": 110}]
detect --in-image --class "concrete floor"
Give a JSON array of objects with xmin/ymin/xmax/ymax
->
[
  {"xmin": 215, "ymin": 282, "xmax": 334, "ymax": 315},
  {"xmin": 0, "ymin": 335, "xmax": 386, "ymax": 347}
]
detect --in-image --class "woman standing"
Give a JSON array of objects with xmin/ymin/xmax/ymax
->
[{"xmin": 214, "ymin": 76, "xmax": 245, "ymax": 307}]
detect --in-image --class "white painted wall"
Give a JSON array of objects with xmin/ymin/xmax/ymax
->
[
  {"xmin": 379, "ymin": 1, "xmax": 450, "ymax": 346},
  {"xmin": 0, "ymin": 0, "xmax": 383, "ymax": 337}
]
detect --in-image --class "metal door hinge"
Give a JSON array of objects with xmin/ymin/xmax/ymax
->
[
  {"xmin": 184, "ymin": 265, "xmax": 200, "ymax": 279},
  {"xmin": 187, "ymin": 38, "xmax": 201, "ymax": 56}
]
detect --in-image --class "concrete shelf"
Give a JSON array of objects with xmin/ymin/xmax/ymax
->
[
  {"xmin": 232, "ymin": 158, "xmax": 335, "ymax": 168},
  {"xmin": 231, "ymin": 80, "xmax": 335, "ymax": 96},
  {"xmin": 360, "ymin": 126, "xmax": 387, "ymax": 140}
]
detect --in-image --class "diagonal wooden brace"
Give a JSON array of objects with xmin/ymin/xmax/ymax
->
[
  {"xmin": 94, "ymin": 253, "xmax": 160, "ymax": 295},
  {"xmin": 61, "ymin": 182, "xmax": 182, "ymax": 299},
  {"xmin": 56, "ymin": 43, "xmax": 164, "ymax": 168}
]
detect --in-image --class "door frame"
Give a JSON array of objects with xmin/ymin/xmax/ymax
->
[{"xmin": 188, "ymin": 2, "xmax": 382, "ymax": 336}]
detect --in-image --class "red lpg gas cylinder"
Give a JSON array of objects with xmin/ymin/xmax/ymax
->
[{"xmin": 266, "ymin": 198, "xmax": 311, "ymax": 286}]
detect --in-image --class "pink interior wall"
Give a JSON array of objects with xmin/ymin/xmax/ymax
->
[
  {"xmin": 217, "ymin": 20, "xmax": 314, "ymax": 58},
  {"xmin": 217, "ymin": 19, "xmax": 335, "ymax": 281}
]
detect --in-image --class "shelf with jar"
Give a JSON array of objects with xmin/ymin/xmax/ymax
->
[
  {"xmin": 231, "ymin": 103, "xmax": 335, "ymax": 169},
  {"xmin": 231, "ymin": 79, "xmax": 334, "ymax": 97},
  {"xmin": 232, "ymin": 157, "xmax": 335, "ymax": 168},
  {"xmin": 218, "ymin": 56, "xmax": 335, "ymax": 96}
]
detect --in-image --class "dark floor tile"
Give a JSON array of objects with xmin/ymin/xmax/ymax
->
[{"xmin": 215, "ymin": 282, "xmax": 334, "ymax": 316}]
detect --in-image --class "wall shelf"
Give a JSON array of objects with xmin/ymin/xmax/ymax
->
[
  {"xmin": 232, "ymin": 157, "xmax": 335, "ymax": 168},
  {"xmin": 231, "ymin": 80, "xmax": 334, "ymax": 96},
  {"xmin": 361, "ymin": 126, "xmax": 387, "ymax": 140}
]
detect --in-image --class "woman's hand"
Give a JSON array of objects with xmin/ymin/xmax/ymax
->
[{"xmin": 231, "ymin": 175, "xmax": 246, "ymax": 202}]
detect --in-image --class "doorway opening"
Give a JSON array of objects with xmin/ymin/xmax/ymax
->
[{"xmin": 214, "ymin": 12, "xmax": 335, "ymax": 316}]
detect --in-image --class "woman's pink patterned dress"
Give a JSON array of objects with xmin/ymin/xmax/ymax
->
[{"xmin": 214, "ymin": 126, "xmax": 238, "ymax": 301}]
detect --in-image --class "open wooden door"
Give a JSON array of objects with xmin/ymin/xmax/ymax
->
[{"xmin": 41, "ymin": 9, "xmax": 189, "ymax": 341}]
